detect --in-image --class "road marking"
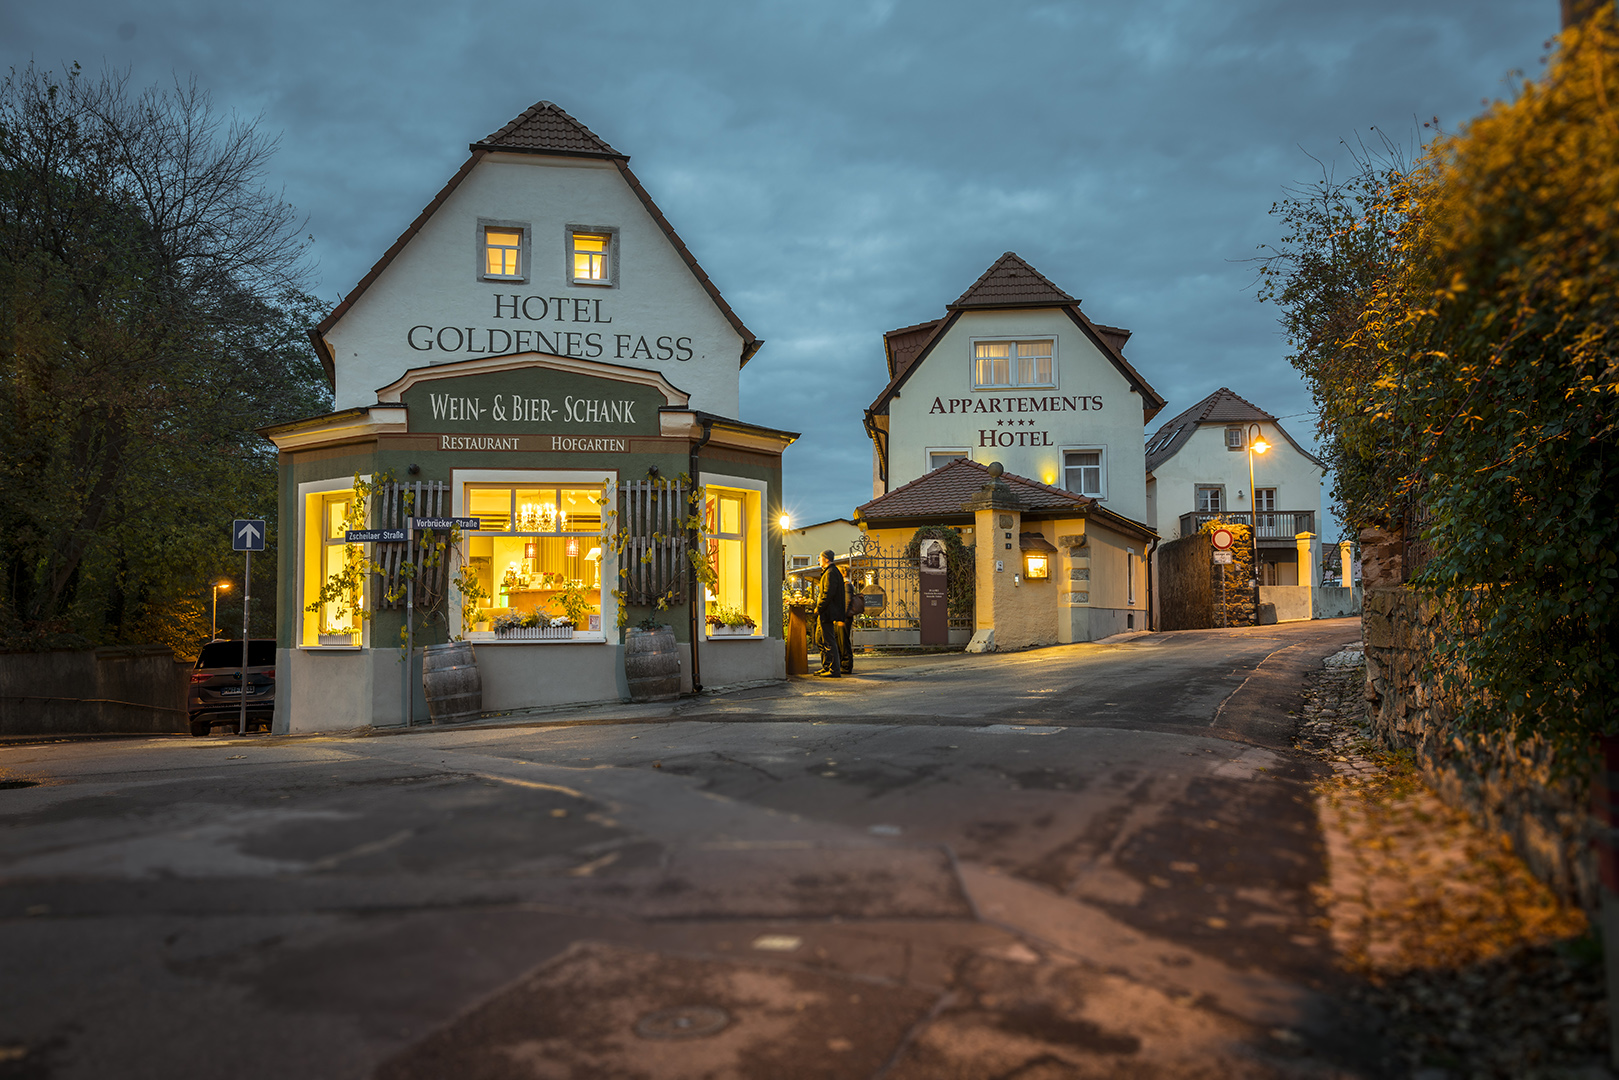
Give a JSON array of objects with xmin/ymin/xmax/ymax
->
[{"xmin": 970, "ymin": 725, "xmax": 1062, "ymax": 735}]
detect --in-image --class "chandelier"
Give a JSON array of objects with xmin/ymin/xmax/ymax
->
[{"xmin": 517, "ymin": 503, "xmax": 566, "ymax": 533}]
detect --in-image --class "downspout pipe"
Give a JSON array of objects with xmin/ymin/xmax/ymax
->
[
  {"xmin": 688, "ymin": 418, "xmax": 714, "ymax": 693},
  {"xmin": 1145, "ymin": 535, "xmax": 1160, "ymax": 632}
]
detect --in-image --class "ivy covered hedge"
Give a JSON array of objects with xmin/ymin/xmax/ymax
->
[{"xmin": 1258, "ymin": 12, "xmax": 1619, "ymax": 756}]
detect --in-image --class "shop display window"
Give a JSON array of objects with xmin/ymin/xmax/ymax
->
[
  {"xmin": 303, "ymin": 490, "xmax": 362, "ymax": 645},
  {"xmin": 464, "ymin": 484, "xmax": 604, "ymax": 634},
  {"xmin": 703, "ymin": 485, "xmax": 762, "ymax": 634}
]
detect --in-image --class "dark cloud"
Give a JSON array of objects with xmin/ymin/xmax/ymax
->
[{"xmin": 4, "ymin": 0, "xmax": 1553, "ymax": 530}]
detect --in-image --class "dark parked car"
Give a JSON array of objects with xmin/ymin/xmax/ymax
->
[{"xmin": 189, "ymin": 639, "xmax": 276, "ymax": 736}]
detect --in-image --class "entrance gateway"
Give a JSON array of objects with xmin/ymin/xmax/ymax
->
[{"xmin": 263, "ymin": 101, "xmax": 795, "ymax": 733}]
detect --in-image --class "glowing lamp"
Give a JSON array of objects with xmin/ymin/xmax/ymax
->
[
  {"xmin": 566, "ymin": 537, "xmax": 580, "ymax": 558},
  {"xmin": 778, "ymin": 513, "xmax": 791, "ymax": 531},
  {"xmin": 1251, "ymin": 436, "xmax": 1270, "ymax": 454},
  {"xmin": 1018, "ymin": 532, "xmax": 1056, "ymax": 580}
]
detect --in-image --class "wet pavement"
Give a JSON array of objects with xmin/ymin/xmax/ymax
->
[{"xmin": 0, "ymin": 619, "xmax": 1383, "ymax": 1078}]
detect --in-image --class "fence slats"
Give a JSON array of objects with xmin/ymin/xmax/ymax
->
[
  {"xmin": 367, "ymin": 480, "xmax": 450, "ymax": 610},
  {"xmin": 619, "ymin": 478, "xmax": 689, "ymax": 606}
]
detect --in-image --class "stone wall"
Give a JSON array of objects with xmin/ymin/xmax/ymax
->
[
  {"xmin": 1362, "ymin": 585, "xmax": 1596, "ymax": 914},
  {"xmin": 0, "ymin": 646, "xmax": 189, "ymax": 736}
]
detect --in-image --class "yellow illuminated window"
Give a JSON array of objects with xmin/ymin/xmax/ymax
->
[
  {"xmin": 1024, "ymin": 554, "xmax": 1049, "ymax": 579},
  {"xmin": 484, "ymin": 228, "xmax": 522, "ymax": 278},
  {"xmin": 303, "ymin": 492, "xmax": 362, "ymax": 645},
  {"xmin": 704, "ymin": 487, "xmax": 761, "ymax": 634},
  {"xmin": 571, "ymin": 231, "xmax": 610, "ymax": 282},
  {"xmin": 464, "ymin": 483, "xmax": 605, "ymax": 633},
  {"xmin": 974, "ymin": 339, "xmax": 1053, "ymax": 389}
]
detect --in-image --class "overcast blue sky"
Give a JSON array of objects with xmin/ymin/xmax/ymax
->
[{"xmin": 4, "ymin": 1, "xmax": 1554, "ymax": 533}]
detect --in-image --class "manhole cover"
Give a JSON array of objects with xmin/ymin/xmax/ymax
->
[
  {"xmin": 634, "ymin": 1005, "xmax": 730, "ymax": 1039},
  {"xmin": 0, "ymin": 780, "xmax": 38, "ymax": 790}
]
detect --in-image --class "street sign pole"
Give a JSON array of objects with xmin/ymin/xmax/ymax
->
[
  {"xmin": 230, "ymin": 519, "xmax": 266, "ymax": 737},
  {"xmin": 239, "ymin": 548, "xmax": 250, "ymax": 736},
  {"xmin": 405, "ymin": 519, "xmax": 415, "ymax": 728}
]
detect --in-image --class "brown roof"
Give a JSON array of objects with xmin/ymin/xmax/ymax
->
[
  {"xmin": 883, "ymin": 318, "xmax": 943, "ymax": 379},
  {"xmin": 472, "ymin": 101, "xmax": 624, "ymax": 158},
  {"xmin": 1144, "ymin": 387, "xmax": 1322, "ymax": 472},
  {"xmin": 310, "ymin": 101, "xmax": 761, "ymax": 385},
  {"xmin": 1093, "ymin": 323, "xmax": 1132, "ymax": 355},
  {"xmin": 855, "ymin": 458, "xmax": 1092, "ymax": 522},
  {"xmin": 949, "ymin": 252, "xmax": 1075, "ymax": 309}
]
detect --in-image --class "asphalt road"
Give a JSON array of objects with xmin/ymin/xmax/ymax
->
[{"xmin": 0, "ymin": 619, "xmax": 1380, "ymax": 1079}]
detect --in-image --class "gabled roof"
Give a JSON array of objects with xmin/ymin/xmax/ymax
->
[
  {"xmin": 1144, "ymin": 387, "xmax": 1323, "ymax": 472},
  {"xmin": 949, "ymin": 252, "xmax": 1075, "ymax": 309},
  {"xmin": 884, "ymin": 319, "xmax": 942, "ymax": 380},
  {"xmin": 865, "ymin": 252, "xmax": 1166, "ymax": 425},
  {"xmin": 309, "ymin": 100, "xmax": 761, "ymax": 388},
  {"xmin": 471, "ymin": 101, "xmax": 624, "ymax": 159},
  {"xmin": 855, "ymin": 458, "xmax": 1092, "ymax": 522}
]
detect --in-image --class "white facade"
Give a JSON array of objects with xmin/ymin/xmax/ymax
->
[
  {"xmin": 324, "ymin": 156, "xmax": 750, "ymax": 417},
  {"xmin": 1145, "ymin": 389, "xmax": 1326, "ymax": 586},
  {"xmin": 865, "ymin": 253, "xmax": 1165, "ymax": 532},
  {"xmin": 881, "ymin": 309, "xmax": 1153, "ymax": 523}
]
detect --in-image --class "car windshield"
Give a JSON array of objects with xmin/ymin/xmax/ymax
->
[{"xmin": 197, "ymin": 641, "xmax": 276, "ymax": 668}]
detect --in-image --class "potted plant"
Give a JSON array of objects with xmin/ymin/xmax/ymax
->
[
  {"xmin": 706, "ymin": 605, "xmax": 756, "ymax": 637},
  {"xmin": 553, "ymin": 580, "xmax": 594, "ymax": 636}
]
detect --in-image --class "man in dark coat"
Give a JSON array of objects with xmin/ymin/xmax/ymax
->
[{"xmin": 814, "ymin": 549, "xmax": 844, "ymax": 677}]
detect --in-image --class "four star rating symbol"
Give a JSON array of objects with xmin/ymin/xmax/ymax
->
[{"xmin": 994, "ymin": 418, "xmax": 1039, "ymax": 427}]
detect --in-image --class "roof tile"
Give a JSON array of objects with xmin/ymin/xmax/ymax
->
[
  {"xmin": 473, "ymin": 101, "xmax": 624, "ymax": 158},
  {"xmin": 949, "ymin": 252, "xmax": 1076, "ymax": 309},
  {"xmin": 856, "ymin": 458, "xmax": 1092, "ymax": 522}
]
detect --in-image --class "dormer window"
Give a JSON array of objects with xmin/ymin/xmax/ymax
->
[
  {"xmin": 479, "ymin": 220, "xmax": 529, "ymax": 282},
  {"xmin": 568, "ymin": 227, "xmax": 617, "ymax": 286}
]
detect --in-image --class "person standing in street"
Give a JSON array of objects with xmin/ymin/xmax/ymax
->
[
  {"xmin": 840, "ymin": 572, "xmax": 863, "ymax": 674},
  {"xmin": 814, "ymin": 549, "xmax": 844, "ymax": 677}
]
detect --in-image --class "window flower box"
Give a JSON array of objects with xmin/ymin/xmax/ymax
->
[
  {"xmin": 495, "ymin": 625, "xmax": 574, "ymax": 641},
  {"xmin": 318, "ymin": 633, "xmax": 357, "ymax": 646},
  {"xmin": 706, "ymin": 623, "xmax": 755, "ymax": 637}
]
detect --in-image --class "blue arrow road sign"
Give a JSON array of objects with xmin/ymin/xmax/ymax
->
[{"xmin": 232, "ymin": 519, "xmax": 267, "ymax": 551}]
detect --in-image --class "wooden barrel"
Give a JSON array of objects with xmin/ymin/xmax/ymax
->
[
  {"xmin": 624, "ymin": 626, "xmax": 681, "ymax": 702},
  {"xmin": 422, "ymin": 641, "xmax": 482, "ymax": 724}
]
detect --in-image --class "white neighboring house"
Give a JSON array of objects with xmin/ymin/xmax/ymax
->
[
  {"xmin": 1145, "ymin": 388, "xmax": 1326, "ymax": 590},
  {"xmin": 784, "ymin": 518, "xmax": 862, "ymax": 572}
]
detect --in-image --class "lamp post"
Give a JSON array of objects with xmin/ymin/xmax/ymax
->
[
  {"xmin": 1246, "ymin": 423, "xmax": 1270, "ymax": 624},
  {"xmin": 212, "ymin": 581, "xmax": 231, "ymax": 640}
]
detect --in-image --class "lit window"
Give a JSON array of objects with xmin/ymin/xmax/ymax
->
[
  {"xmin": 483, "ymin": 227, "xmax": 524, "ymax": 279},
  {"xmin": 789, "ymin": 555, "xmax": 812, "ymax": 570},
  {"xmin": 974, "ymin": 339, "xmax": 1054, "ymax": 389},
  {"xmin": 464, "ymin": 484, "xmax": 605, "ymax": 633},
  {"xmin": 1196, "ymin": 486, "xmax": 1223, "ymax": 514},
  {"xmin": 704, "ymin": 484, "xmax": 763, "ymax": 634},
  {"xmin": 1226, "ymin": 427, "xmax": 1244, "ymax": 450},
  {"xmin": 1063, "ymin": 449, "xmax": 1104, "ymax": 497},
  {"xmin": 571, "ymin": 230, "xmax": 611, "ymax": 283},
  {"xmin": 303, "ymin": 491, "xmax": 362, "ymax": 645},
  {"xmin": 928, "ymin": 449, "xmax": 968, "ymax": 472}
]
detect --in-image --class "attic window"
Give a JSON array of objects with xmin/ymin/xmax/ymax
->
[
  {"xmin": 479, "ymin": 220, "xmax": 529, "ymax": 282},
  {"xmin": 569, "ymin": 228, "xmax": 615, "ymax": 285},
  {"xmin": 974, "ymin": 339, "xmax": 1054, "ymax": 389},
  {"xmin": 1226, "ymin": 427, "xmax": 1245, "ymax": 450}
]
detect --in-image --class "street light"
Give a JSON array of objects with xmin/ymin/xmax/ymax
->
[
  {"xmin": 1246, "ymin": 423, "xmax": 1270, "ymax": 623},
  {"xmin": 212, "ymin": 580, "xmax": 231, "ymax": 640}
]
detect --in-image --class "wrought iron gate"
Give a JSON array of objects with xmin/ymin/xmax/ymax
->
[{"xmin": 845, "ymin": 534, "xmax": 972, "ymax": 632}]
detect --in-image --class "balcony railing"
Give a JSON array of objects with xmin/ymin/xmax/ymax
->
[{"xmin": 1178, "ymin": 510, "xmax": 1315, "ymax": 541}]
